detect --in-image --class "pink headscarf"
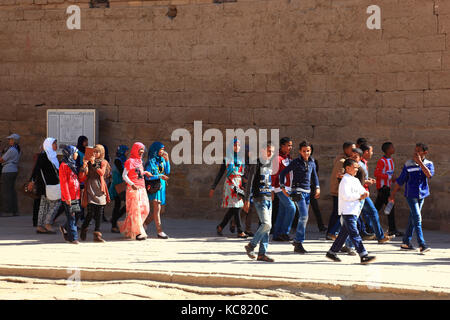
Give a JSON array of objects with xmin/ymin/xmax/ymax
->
[{"xmin": 125, "ymin": 142, "xmax": 145, "ymax": 171}]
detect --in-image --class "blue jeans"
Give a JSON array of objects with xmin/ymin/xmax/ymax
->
[
  {"xmin": 250, "ymin": 199, "xmax": 272, "ymax": 255},
  {"xmin": 293, "ymin": 192, "xmax": 311, "ymax": 243},
  {"xmin": 403, "ymin": 197, "xmax": 426, "ymax": 247},
  {"xmin": 361, "ymin": 197, "xmax": 385, "ymax": 240},
  {"xmin": 63, "ymin": 201, "xmax": 79, "ymax": 242},
  {"xmin": 329, "ymin": 215, "xmax": 368, "ymax": 257},
  {"xmin": 273, "ymin": 192, "xmax": 296, "ymax": 238}
]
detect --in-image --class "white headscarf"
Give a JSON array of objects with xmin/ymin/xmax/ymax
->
[{"xmin": 43, "ymin": 137, "xmax": 59, "ymax": 169}]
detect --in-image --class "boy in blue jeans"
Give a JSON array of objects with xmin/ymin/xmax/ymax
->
[
  {"xmin": 390, "ymin": 143, "xmax": 434, "ymax": 253},
  {"xmin": 279, "ymin": 141, "xmax": 320, "ymax": 254},
  {"xmin": 243, "ymin": 142, "xmax": 276, "ymax": 262}
]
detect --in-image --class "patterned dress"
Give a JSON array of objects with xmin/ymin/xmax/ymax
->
[{"xmin": 221, "ymin": 158, "xmax": 245, "ymax": 208}]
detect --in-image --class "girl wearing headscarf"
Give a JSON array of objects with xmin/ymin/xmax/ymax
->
[
  {"xmin": 0, "ymin": 134, "xmax": 21, "ymax": 216},
  {"xmin": 144, "ymin": 142, "xmax": 171, "ymax": 239},
  {"xmin": 209, "ymin": 138, "xmax": 247, "ymax": 238},
  {"xmin": 119, "ymin": 142, "xmax": 152, "ymax": 240},
  {"xmin": 79, "ymin": 144, "xmax": 111, "ymax": 242},
  {"xmin": 59, "ymin": 145, "xmax": 86, "ymax": 244},
  {"xmin": 30, "ymin": 137, "xmax": 61, "ymax": 234},
  {"xmin": 109, "ymin": 145, "xmax": 129, "ymax": 233},
  {"xmin": 75, "ymin": 136, "xmax": 88, "ymax": 170},
  {"xmin": 75, "ymin": 135, "xmax": 88, "ymax": 222}
]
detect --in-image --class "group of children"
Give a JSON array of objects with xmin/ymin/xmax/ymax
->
[
  {"xmin": 210, "ymin": 137, "xmax": 435, "ymax": 264},
  {"xmin": 29, "ymin": 136, "xmax": 171, "ymax": 244}
]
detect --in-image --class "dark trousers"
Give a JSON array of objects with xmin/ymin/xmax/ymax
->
[
  {"xmin": 330, "ymin": 215, "xmax": 368, "ymax": 257},
  {"xmin": 63, "ymin": 202, "xmax": 79, "ymax": 241},
  {"xmin": 53, "ymin": 204, "xmax": 65, "ymax": 222},
  {"xmin": 33, "ymin": 197, "xmax": 41, "ymax": 227},
  {"xmin": 81, "ymin": 203, "xmax": 104, "ymax": 232},
  {"xmin": 1, "ymin": 172, "xmax": 18, "ymax": 214},
  {"xmin": 326, "ymin": 196, "xmax": 339, "ymax": 235},
  {"xmin": 270, "ymin": 194, "xmax": 279, "ymax": 234},
  {"xmin": 219, "ymin": 208, "xmax": 243, "ymax": 233},
  {"xmin": 111, "ymin": 196, "xmax": 126, "ymax": 228},
  {"xmin": 375, "ymin": 186, "xmax": 397, "ymax": 231},
  {"xmin": 310, "ymin": 188, "xmax": 325, "ymax": 229}
]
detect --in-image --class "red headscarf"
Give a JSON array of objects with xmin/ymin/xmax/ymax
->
[{"xmin": 124, "ymin": 142, "xmax": 146, "ymax": 188}]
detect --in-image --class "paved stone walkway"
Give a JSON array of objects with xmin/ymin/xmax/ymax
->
[{"xmin": 0, "ymin": 215, "xmax": 449, "ymax": 298}]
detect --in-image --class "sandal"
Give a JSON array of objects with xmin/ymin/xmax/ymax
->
[
  {"xmin": 237, "ymin": 232, "xmax": 248, "ymax": 239},
  {"xmin": 111, "ymin": 227, "xmax": 120, "ymax": 233}
]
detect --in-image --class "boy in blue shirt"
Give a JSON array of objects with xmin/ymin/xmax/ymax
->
[
  {"xmin": 279, "ymin": 141, "xmax": 320, "ymax": 254},
  {"xmin": 390, "ymin": 143, "xmax": 434, "ymax": 253}
]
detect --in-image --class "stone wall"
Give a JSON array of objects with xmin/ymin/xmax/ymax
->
[{"xmin": 1, "ymin": 0, "xmax": 449, "ymax": 231}]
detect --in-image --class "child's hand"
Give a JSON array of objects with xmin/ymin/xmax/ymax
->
[{"xmin": 314, "ymin": 189, "xmax": 320, "ymax": 199}]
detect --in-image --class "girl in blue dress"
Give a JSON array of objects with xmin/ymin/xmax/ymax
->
[{"xmin": 144, "ymin": 142, "xmax": 170, "ymax": 239}]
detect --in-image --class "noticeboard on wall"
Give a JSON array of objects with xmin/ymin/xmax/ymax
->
[{"xmin": 47, "ymin": 109, "xmax": 98, "ymax": 154}]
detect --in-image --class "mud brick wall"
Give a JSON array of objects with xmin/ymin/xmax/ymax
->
[{"xmin": 0, "ymin": 0, "xmax": 449, "ymax": 232}]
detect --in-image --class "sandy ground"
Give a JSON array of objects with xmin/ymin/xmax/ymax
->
[{"xmin": 0, "ymin": 276, "xmax": 337, "ymax": 300}]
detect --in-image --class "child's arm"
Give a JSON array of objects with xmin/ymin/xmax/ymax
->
[
  {"xmin": 389, "ymin": 164, "xmax": 408, "ymax": 201},
  {"xmin": 414, "ymin": 153, "xmax": 433, "ymax": 179},
  {"xmin": 279, "ymin": 161, "xmax": 294, "ymax": 189}
]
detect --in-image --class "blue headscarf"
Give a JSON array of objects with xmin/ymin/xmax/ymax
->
[
  {"xmin": 62, "ymin": 145, "xmax": 79, "ymax": 174},
  {"xmin": 225, "ymin": 138, "xmax": 244, "ymax": 176},
  {"xmin": 116, "ymin": 145, "xmax": 129, "ymax": 165},
  {"xmin": 148, "ymin": 142, "xmax": 165, "ymax": 163},
  {"xmin": 145, "ymin": 142, "xmax": 165, "ymax": 173}
]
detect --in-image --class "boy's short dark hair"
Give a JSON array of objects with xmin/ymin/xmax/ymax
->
[
  {"xmin": 343, "ymin": 158, "xmax": 357, "ymax": 169},
  {"xmin": 381, "ymin": 142, "xmax": 393, "ymax": 153},
  {"xmin": 360, "ymin": 143, "xmax": 372, "ymax": 153},
  {"xmin": 343, "ymin": 141, "xmax": 354, "ymax": 150},
  {"xmin": 299, "ymin": 140, "xmax": 312, "ymax": 150},
  {"xmin": 352, "ymin": 148, "xmax": 363, "ymax": 157},
  {"xmin": 416, "ymin": 142, "xmax": 429, "ymax": 152},
  {"xmin": 280, "ymin": 137, "xmax": 291, "ymax": 146},
  {"xmin": 356, "ymin": 137, "xmax": 368, "ymax": 146}
]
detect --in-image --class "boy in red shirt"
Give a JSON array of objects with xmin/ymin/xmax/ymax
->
[{"xmin": 374, "ymin": 142, "xmax": 403, "ymax": 237}]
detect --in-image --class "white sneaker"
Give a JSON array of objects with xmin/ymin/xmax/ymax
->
[{"xmin": 157, "ymin": 232, "xmax": 169, "ymax": 239}]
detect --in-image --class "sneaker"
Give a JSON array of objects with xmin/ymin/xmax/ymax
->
[
  {"xmin": 245, "ymin": 231, "xmax": 254, "ymax": 237},
  {"xmin": 400, "ymin": 243, "xmax": 416, "ymax": 250},
  {"xmin": 293, "ymin": 242, "xmax": 308, "ymax": 254},
  {"xmin": 157, "ymin": 232, "xmax": 169, "ymax": 239},
  {"xmin": 362, "ymin": 233, "xmax": 376, "ymax": 241},
  {"xmin": 326, "ymin": 233, "xmax": 337, "ymax": 241},
  {"xmin": 378, "ymin": 236, "xmax": 392, "ymax": 244},
  {"xmin": 419, "ymin": 246, "xmax": 431, "ymax": 254},
  {"xmin": 340, "ymin": 246, "xmax": 357, "ymax": 256},
  {"xmin": 389, "ymin": 230, "xmax": 404, "ymax": 237},
  {"xmin": 245, "ymin": 244, "xmax": 256, "ymax": 259},
  {"xmin": 257, "ymin": 254, "xmax": 275, "ymax": 262},
  {"xmin": 326, "ymin": 252, "xmax": 341, "ymax": 262},
  {"xmin": 280, "ymin": 234, "xmax": 293, "ymax": 241},
  {"xmin": 70, "ymin": 240, "xmax": 80, "ymax": 244},
  {"xmin": 360, "ymin": 255, "xmax": 376, "ymax": 264},
  {"xmin": 384, "ymin": 232, "xmax": 395, "ymax": 239}
]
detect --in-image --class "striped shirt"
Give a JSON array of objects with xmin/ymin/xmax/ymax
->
[{"xmin": 374, "ymin": 156, "xmax": 395, "ymax": 189}]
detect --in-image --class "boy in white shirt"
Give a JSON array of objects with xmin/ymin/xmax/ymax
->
[{"xmin": 326, "ymin": 159, "xmax": 376, "ymax": 264}]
